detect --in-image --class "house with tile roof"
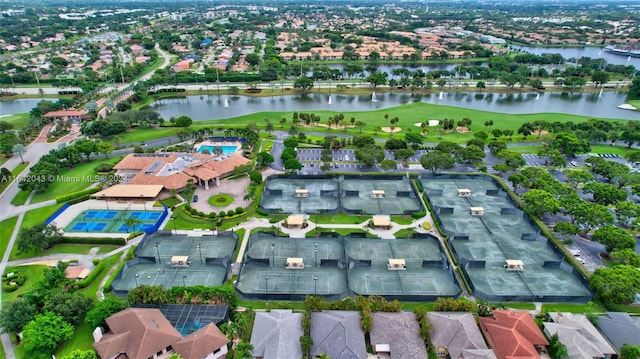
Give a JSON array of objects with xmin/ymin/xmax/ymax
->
[
  {"xmin": 479, "ymin": 310, "xmax": 548, "ymax": 359},
  {"xmin": 597, "ymin": 312, "xmax": 640, "ymax": 352},
  {"xmin": 93, "ymin": 308, "xmax": 229, "ymax": 359},
  {"xmin": 370, "ymin": 312, "xmax": 427, "ymax": 359},
  {"xmin": 113, "ymin": 152, "xmax": 251, "ymax": 191},
  {"xmin": 543, "ymin": 312, "xmax": 616, "ymax": 359},
  {"xmin": 250, "ymin": 309, "xmax": 303, "ymax": 359},
  {"xmin": 428, "ymin": 312, "xmax": 496, "ymax": 359},
  {"xmin": 43, "ymin": 109, "xmax": 88, "ymax": 123},
  {"xmin": 311, "ymin": 311, "xmax": 367, "ymax": 359}
]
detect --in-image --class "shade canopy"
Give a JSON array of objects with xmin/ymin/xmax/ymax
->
[{"xmin": 93, "ymin": 184, "xmax": 163, "ymax": 199}]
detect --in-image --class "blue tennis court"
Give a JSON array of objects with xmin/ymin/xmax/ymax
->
[
  {"xmin": 129, "ymin": 212, "xmax": 162, "ymax": 220},
  {"xmin": 64, "ymin": 209, "xmax": 166, "ymax": 234}
]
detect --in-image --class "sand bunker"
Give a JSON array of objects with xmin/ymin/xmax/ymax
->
[
  {"xmin": 456, "ymin": 126, "xmax": 470, "ymax": 133},
  {"xmin": 381, "ymin": 127, "xmax": 402, "ymax": 133}
]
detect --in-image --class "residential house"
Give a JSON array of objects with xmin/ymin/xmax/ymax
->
[
  {"xmin": 597, "ymin": 312, "xmax": 640, "ymax": 352},
  {"xmin": 370, "ymin": 312, "xmax": 427, "ymax": 359},
  {"xmin": 544, "ymin": 312, "xmax": 616, "ymax": 359},
  {"xmin": 94, "ymin": 308, "xmax": 229, "ymax": 359},
  {"xmin": 428, "ymin": 312, "xmax": 496, "ymax": 359},
  {"xmin": 479, "ymin": 310, "xmax": 549, "ymax": 359},
  {"xmin": 250, "ymin": 309, "xmax": 303, "ymax": 359},
  {"xmin": 311, "ymin": 311, "xmax": 367, "ymax": 359}
]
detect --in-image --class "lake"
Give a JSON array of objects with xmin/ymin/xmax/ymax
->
[
  {"xmin": 0, "ymin": 98, "xmax": 45, "ymax": 116},
  {"xmin": 151, "ymin": 90, "xmax": 640, "ymax": 121}
]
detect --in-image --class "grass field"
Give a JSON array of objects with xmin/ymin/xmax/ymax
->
[
  {"xmin": 30, "ymin": 156, "xmax": 122, "ymax": 203},
  {"xmin": 0, "ymin": 216, "xmax": 18, "ymax": 258},
  {"xmin": 9, "ymin": 243, "xmax": 121, "ymax": 261},
  {"xmin": 315, "ymin": 213, "xmax": 370, "ymax": 225},
  {"xmin": 541, "ymin": 302, "xmax": 606, "ymax": 313},
  {"xmin": 0, "ymin": 113, "xmax": 29, "ymax": 129},
  {"xmin": 1, "ymin": 265, "xmax": 47, "ymax": 303},
  {"xmin": 0, "ymin": 163, "xmax": 28, "ymax": 195},
  {"xmin": 11, "ymin": 190, "xmax": 31, "ymax": 206}
]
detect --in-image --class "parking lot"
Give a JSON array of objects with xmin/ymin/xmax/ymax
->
[{"xmin": 296, "ymin": 148, "xmax": 430, "ymax": 174}]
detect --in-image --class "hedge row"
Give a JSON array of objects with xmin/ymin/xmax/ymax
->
[
  {"xmin": 61, "ymin": 237, "xmax": 126, "ymax": 245},
  {"xmin": 103, "ymin": 247, "xmax": 136, "ymax": 293},
  {"xmin": 77, "ymin": 260, "xmax": 104, "ymax": 288},
  {"xmin": 56, "ymin": 187, "xmax": 101, "ymax": 203}
]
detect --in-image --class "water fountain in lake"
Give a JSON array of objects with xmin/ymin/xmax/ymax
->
[
  {"xmin": 328, "ymin": 95, "xmax": 332, "ymax": 105},
  {"xmin": 371, "ymin": 92, "xmax": 378, "ymax": 102},
  {"xmin": 598, "ymin": 88, "xmax": 604, "ymax": 97},
  {"xmin": 224, "ymin": 97, "xmax": 229, "ymax": 108},
  {"xmin": 536, "ymin": 93, "xmax": 540, "ymax": 100},
  {"xmin": 439, "ymin": 91, "xmax": 444, "ymax": 100}
]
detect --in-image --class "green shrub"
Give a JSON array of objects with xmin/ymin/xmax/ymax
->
[
  {"xmin": 78, "ymin": 261, "xmax": 105, "ymax": 288},
  {"xmin": 256, "ymin": 208, "xmax": 268, "ymax": 216},
  {"xmin": 13, "ymin": 275, "xmax": 26, "ymax": 286},
  {"xmin": 94, "ymin": 163, "xmax": 114, "ymax": 173},
  {"xmin": 61, "ymin": 237, "xmax": 126, "ymax": 245},
  {"xmin": 208, "ymin": 212, "xmax": 217, "ymax": 219},
  {"xmin": 55, "ymin": 187, "xmax": 101, "ymax": 203},
  {"xmin": 127, "ymin": 232, "xmax": 144, "ymax": 240},
  {"xmin": 2, "ymin": 284, "xmax": 18, "ymax": 292},
  {"xmin": 92, "ymin": 259, "xmax": 101, "ymax": 265},
  {"xmin": 189, "ymin": 207, "xmax": 198, "ymax": 215},
  {"xmin": 411, "ymin": 210, "xmax": 426, "ymax": 218},
  {"xmin": 235, "ymin": 207, "xmax": 244, "ymax": 214},
  {"xmin": 269, "ymin": 218, "xmax": 279, "ymax": 224}
]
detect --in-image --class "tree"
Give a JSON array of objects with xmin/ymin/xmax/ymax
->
[
  {"xmin": 293, "ymin": 77, "xmax": 314, "ymax": 92},
  {"xmin": 523, "ymin": 189, "xmax": 561, "ymax": 217},
  {"xmin": 460, "ymin": 145, "xmax": 485, "ymax": 165},
  {"xmin": 43, "ymin": 291, "xmax": 94, "ymax": 324},
  {"xmin": 284, "ymin": 158, "xmax": 302, "ymax": 172},
  {"xmin": 249, "ymin": 171, "xmax": 262, "ymax": 184},
  {"xmin": 385, "ymin": 138, "xmax": 406, "ymax": 150},
  {"xmin": 245, "ymin": 53, "xmax": 261, "ymax": 67},
  {"xmin": 22, "ymin": 311, "xmax": 74, "ymax": 356},
  {"xmin": 569, "ymin": 202, "xmax": 614, "ymax": 234},
  {"xmin": 620, "ymin": 344, "xmax": 640, "ymax": 359},
  {"xmin": 0, "ymin": 121, "xmax": 13, "ymax": 133},
  {"xmin": 610, "ymin": 249, "xmax": 640, "ymax": 267},
  {"xmin": 404, "ymin": 132, "xmax": 424, "ymax": 149},
  {"xmin": 85, "ymin": 298, "xmax": 128, "ymax": 330},
  {"xmin": 394, "ymin": 148, "xmax": 415, "ymax": 163},
  {"xmin": 256, "ymin": 151, "xmax": 274, "ymax": 167},
  {"xmin": 234, "ymin": 341, "xmax": 254, "ymax": 359},
  {"xmin": 283, "ymin": 137, "xmax": 299, "ymax": 148},
  {"xmin": 487, "ymin": 140, "xmax": 507, "ymax": 155},
  {"xmin": 564, "ymin": 169, "xmax": 594, "ymax": 187},
  {"xmin": 175, "ymin": 115, "xmax": 193, "ymax": 128},
  {"xmin": 380, "ymin": 159, "xmax": 398, "ymax": 171},
  {"xmin": 498, "ymin": 151, "xmax": 526, "ymax": 170},
  {"xmin": 0, "ymin": 297, "xmax": 36, "ymax": 334},
  {"xmin": 353, "ymin": 135, "xmax": 375, "ymax": 148},
  {"xmin": 548, "ymin": 333, "xmax": 569, "ymax": 359},
  {"xmin": 17, "ymin": 222, "xmax": 63, "ymax": 253},
  {"xmin": 61, "ymin": 349, "xmax": 98, "ymax": 359},
  {"xmin": 96, "ymin": 142, "xmax": 114, "ymax": 159},
  {"xmin": 591, "ymin": 71, "xmax": 610, "ymax": 88},
  {"xmin": 366, "ymin": 71, "xmax": 388, "ymax": 88},
  {"xmin": 552, "ymin": 132, "xmax": 590, "ymax": 156},
  {"xmin": 74, "ymin": 138, "xmax": 97, "ymax": 162},
  {"xmin": 12, "ymin": 143, "xmax": 26, "ymax": 164},
  {"xmin": 355, "ymin": 145, "xmax": 385, "ymax": 166},
  {"xmin": 583, "ymin": 182, "xmax": 627, "ymax": 205},
  {"xmin": 420, "ymin": 151, "xmax": 454, "ymax": 174},
  {"xmin": 592, "ymin": 225, "xmax": 636, "ymax": 253},
  {"xmin": 615, "ymin": 200, "xmax": 640, "ymax": 228},
  {"xmin": 590, "ymin": 265, "xmax": 640, "ymax": 307}
]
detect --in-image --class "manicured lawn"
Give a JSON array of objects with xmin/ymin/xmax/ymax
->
[
  {"xmin": 588, "ymin": 144, "xmax": 635, "ymax": 156},
  {"xmin": 0, "ymin": 163, "xmax": 28, "ymax": 195},
  {"xmin": 390, "ymin": 215, "xmax": 414, "ymax": 225},
  {"xmin": 315, "ymin": 227, "xmax": 367, "ymax": 236},
  {"xmin": 77, "ymin": 253, "xmax": 121, "ymax": 299},
  {"xmin": 20, "ymin": 203, "xmax": 64, "ymax": 229},
  {"xmin": 11, "ymin": 190, "xmax": 30, "ymax": 206},
  {"xmin": 232, "ymin": 228, "xmax": 246, "ymax": 262},
  {"xmin": 0, "ymin": 216, "xmax": 18, "ymax": 258},
  {"xmin": 55, "ymin": 322, "xmax": 94, "ymax": 358},
  {"xmin": 1, "ymin": 265, "xmax": 47, "ymax": 304},
  {"xmin": 393, "ymin": 228, "xmax": 418, "ymax": 238},
  {"xmin": 10, "ymin": 242, "xmax": 120, "ymax": 261},
  {"xmin": 541, "ymin": 302, "xmax": 606, "ymax": 313},
  {"xmin": 1, "ymin": 113, "xmax": 30, "ymax": 129},
  {"xmin": 161, "ymin": 196, "xmax": 181, "ymax": 207},
  {"xmin": 112, "ymin": 126, "xmax": 178, "ymax": 144},
  {"xmin": 208, "ymin": 193, "xmax": 234, "ymax": 207},
  {"xmin": 315, "ymin": 213, "xmax": 370, "ymax": 225},
  {"xmin": 30, "ymin": 156, "xmax": 122, "ymax": 203},
  {"xmin": 502, "ymin": 302, "xmax": 537, "ymax": 310}
]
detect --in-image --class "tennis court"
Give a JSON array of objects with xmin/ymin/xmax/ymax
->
[
  {"xmin": 422, "ymin": 175, "xmax": 592, "ymax": 302},
  {"xmin": 260, "ymin": 175, "xmax": 421, "ymax": 215},
  {"xmin": 112, "ymin": 232, "xmax": 238, "ymax": 293},
  {"xmin": 345, "ymin": 236, "xmax": 459, "ymax": 298},
  {"xmin": 63, "ymin": 209, "xmax": 165, "ymax": 234}
]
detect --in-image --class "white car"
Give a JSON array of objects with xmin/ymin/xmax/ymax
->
[
  {"xmin": 576, "ymin": 258, "xmax": 586, "ymax": 265},
  {"xmin": 570, "ymin": 161, "xmax": 579, "ymax": 166}
]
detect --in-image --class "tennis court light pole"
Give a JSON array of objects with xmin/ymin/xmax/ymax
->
[
  {"xmin": 182, "ymin": 275, "xmax": 187, "ymax": 286},
  {"xmin": 171, "ymin": 218, "xmax": 177, "ymax": 235},
  {"xmin": 265, "ymin": 276, "xmax": 270, "ymax": 299},
  {"xmin": 314, "ymin": 276, "xmax": 318, "ymax": 295},
  {"xmin": 314, "ymin": 242, "xmax": 318, "ymax": 267},
  {"xmin": 197, "ymin": 242, "xmax": 203, "ymax": 264},
  {"xmin": 154, "ymin": 242, "xmax": 161, "ymax": 264},
  {"xmin": 135, "ymin": 273, "xmax": 140, "ymax": 287},
  {"xmin": 271, "ymin": 243, "xmax": 275, "ymax": 266}
]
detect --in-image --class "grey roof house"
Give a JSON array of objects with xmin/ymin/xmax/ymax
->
[
  {"xmin": 369, "ymin": 312, "xmax": 427, "ymax": 359},
  {"xmin": 250, "ymin": 309, "xmax": 303, "ymax": 359},
  {"xmin": 428, "ymin": 312, "xmax": 496, "ymax": 359},
  {"xmin": 597, "ymin": 312, "xmax": 640, "ymax": 352},
  {"xmin": 311, "ymin": 311, "xmax": 367, "ymax": 359},
  {"xmin": 544, "ymin": 312, "xmax": 616, "ymax": 359}
]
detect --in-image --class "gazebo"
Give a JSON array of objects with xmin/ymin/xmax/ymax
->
[
  {"xmin": 286, "ymin": 215, "xmax": 305, "ymax": 229},
  {"xmin": 387, "ymin": 259, "xmax": 406, "ymax": 270},
  {"xmin": 371, "ymin": 190, "xmax": 385, "ymax": 198},
  {"xmin": 372, "ymin": 215, "xmax": 391, "ymax": 230},
  {"xmin": 469, "ymin": 207, "xmax": 485, "ymax": 216},
  {"xmin": 457, "ymin": 189, "xmax": 471, "ymax": 197},
  {"xmin": 171, "ymin": 256, "xmax": 190, "ymax": 267},
  {"xmin": 295, "ymin": 189, "xmax": 309, "ymax": 198},
  {"xmin": 286, "ymin": 257, "xmax": 304, "ymax": 269},
  {"xmin": 504, "ymin": 259, "xmax": 524, "ymax": 271}
]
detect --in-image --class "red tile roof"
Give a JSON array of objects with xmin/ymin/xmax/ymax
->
[
  {"xmin": 173, "ymin": 323, "xmax": 229, "ymax": 359},
  {"xmin": 43, "ymin": 109, "xmax": 88, "ymax": 118},
  {"xmin": 479, "ymin": 310, "xmax": 548, "ymax": 359}
]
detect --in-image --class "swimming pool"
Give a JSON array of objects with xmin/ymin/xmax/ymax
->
[{"xmin": 197, "ymin": 145, "xmax": 238, "ymax": 154}]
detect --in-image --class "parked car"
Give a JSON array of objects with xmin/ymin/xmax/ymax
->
[
  {"xmin": 193, "ymin": 195, "xmax": 198, "ymax": 202},
  {"xmin": 576, "ymin": 258, "xmax": 586, "ymax": 265},
  {"xmin": 570, "ymin": 161, "xmax": 579, "ymax": 166}
]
